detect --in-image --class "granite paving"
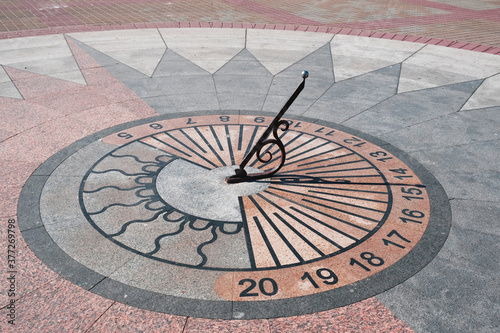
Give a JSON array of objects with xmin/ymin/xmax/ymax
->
[{"xmin": 0, "ymin": 1, "xmax": 499, "ymax": 332}]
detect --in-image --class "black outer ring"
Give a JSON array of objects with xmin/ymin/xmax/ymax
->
[{"xmin": 18, "ymin": 110, "xmax": 452, "ymax": 320}]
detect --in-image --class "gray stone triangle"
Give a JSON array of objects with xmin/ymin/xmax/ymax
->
[
  {"xmin": 343, "ymin": 79, "xmax": 483, "ymax": 135},
  {"xmin": 214, "ymin": 49, "xmax": 272, "ymax": 110},
  {"xmin": 153, "ymin": 49, "xmax": 210, "ymax": 77},
  {"xmin": 215, "ymin": 49, "xmax": 271, "ymax": 76},
  {"xmin": 303, "ymin": 64, "xmax": 401, "ymax": 123},
  {"xmin": 269, "ymin": 44, "xmax": 334, "ymax": 96},
  {"xmin": 379, "ymin": 105, "xmax": 500, "ymax": 152},
  {"xmin": 462, "ymin": 73, "xmax": 500, "ymax": 110},
  {"xmin": 262, "ymin": 44, "xmax": 335, "ymax": 115},
  {"xmin": 398, "ymin": 44, "xmax": 500, "ymax": 93},
  {"xmin": 278, "ymin": 44, "xmax": 333, "ymax": 78}
]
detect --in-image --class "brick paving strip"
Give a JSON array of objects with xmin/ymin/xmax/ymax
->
[{"xmin": 0, "ymin": 0, "xmax": 499, "ymax": 53}]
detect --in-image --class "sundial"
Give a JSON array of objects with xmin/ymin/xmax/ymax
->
[{"xmin": 20, "ymin": 68, "xmax": 450, "ymax": 319}]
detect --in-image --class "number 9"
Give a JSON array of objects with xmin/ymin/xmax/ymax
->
[{"xmin": 316, "ymin": 268, "xmax": 338, "ymax": 285}]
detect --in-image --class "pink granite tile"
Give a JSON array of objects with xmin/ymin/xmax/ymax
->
[
  {"xmin": 87, "ymin": 302, "xmax": 186, "ymax": 332},
  {"xmin": 0, "ymin": 62, "xmax": 154, "ymax": 167},
  {"xmin": 0, "ymin": 135, "xmax": 57, "ymax": 166},
  {"xmin": 118, "ymin": 98, "xmax": 158, "ymax": 119},
  {"xmin": 82, "ymin": 69, "xmax": 142, "ymax": 104},
  {"xmin": 268, "ymin": 298, "xmax": 413, "ymax": 332},
  {"xmin": 0, "ymin": 101, "xmax": 141, "ymax": 164},
  {"xmin": 0, "ymin": 155, "xmax": 47, "ymax": 222},
  {"xmin": 0, "ymin": 216, "xmax": 13, "ymax": 253},
  {"xmin": 0, "ymin": 216, "xmax": 14, "ymax": 312},
  {"xmin": 0, "ymin": 187, "xmax": 22, "ymax": 218},
  {"xmin": 4, "ymin": 67, "xmax": 85, "ymax": 100},
  {"xmin": 0, "ymin": 120, "xmax": 77, "ymax": 164},
  {"xmin": 184, "ymin": 318, "xmax": 271, "ymax": 333},
  {"xmin": 29, "ymin": 85, "xmax": 112, "ymax": 115},
  {"xmin": 0, "ymin": 160, "xmax": 40, "ymax": 187},
  {"xmin": 340, "ymin": 298, "xmax": 414, "ymax": 332},
  {"xmin": 0, "ymin": 98, "xmax": 67, "ymax": 133},
  {"xmin": 0, "ymin": 128, "xmax": 16, "ymax": 143},
  {"xmin": 0, "ymin": 277, "xmax": 113, "ymax": 333},
  {"xmin": 11, "ymin": 240, "xmax": 59, "ymax": 305},
  {"xmin": 70, "ymin": 103, "xmax": 147, "ymax": 133},
  {"xmin": 20, "ymin": 70, "xmax": 143, "ymax": 120},
  {"xmin": 67, "ymin": 61, "xmax": 108, "ymax": 88},
  {"xmin": 0, "ymin": 216, "xmax": 59, "ymax": 308},
  {"xmin": 0, "ymin": 216, "xmax": 9, "ymax": 258}
]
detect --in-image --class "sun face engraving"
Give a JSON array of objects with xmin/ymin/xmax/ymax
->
[{"xmin": 80, "ymin": 143, "xmax": 250, "ymax": 269}]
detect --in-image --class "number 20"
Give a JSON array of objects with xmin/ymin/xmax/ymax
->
[{"xmin": 239, "ymin": 278, "xmax": 278, "ymax": 297}]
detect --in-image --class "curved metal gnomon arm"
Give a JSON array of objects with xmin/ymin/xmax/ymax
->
[{"xmin": 226, "ymin": 72, "xmax": 308, "ymax": 183}]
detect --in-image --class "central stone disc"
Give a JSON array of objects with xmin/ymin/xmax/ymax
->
[{"xmin": 156, "ymin": 159, "xmax": 270, "ymax": 222}]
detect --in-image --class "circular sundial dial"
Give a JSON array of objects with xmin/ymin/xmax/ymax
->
[{"xmin": 23, "ymin": 109, "xmax": 450, "ymax": 319}]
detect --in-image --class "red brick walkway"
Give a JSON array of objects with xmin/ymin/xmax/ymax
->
[{"xmin": 1, "ymin": 0, "xmax": 499, "ymax": 49}]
